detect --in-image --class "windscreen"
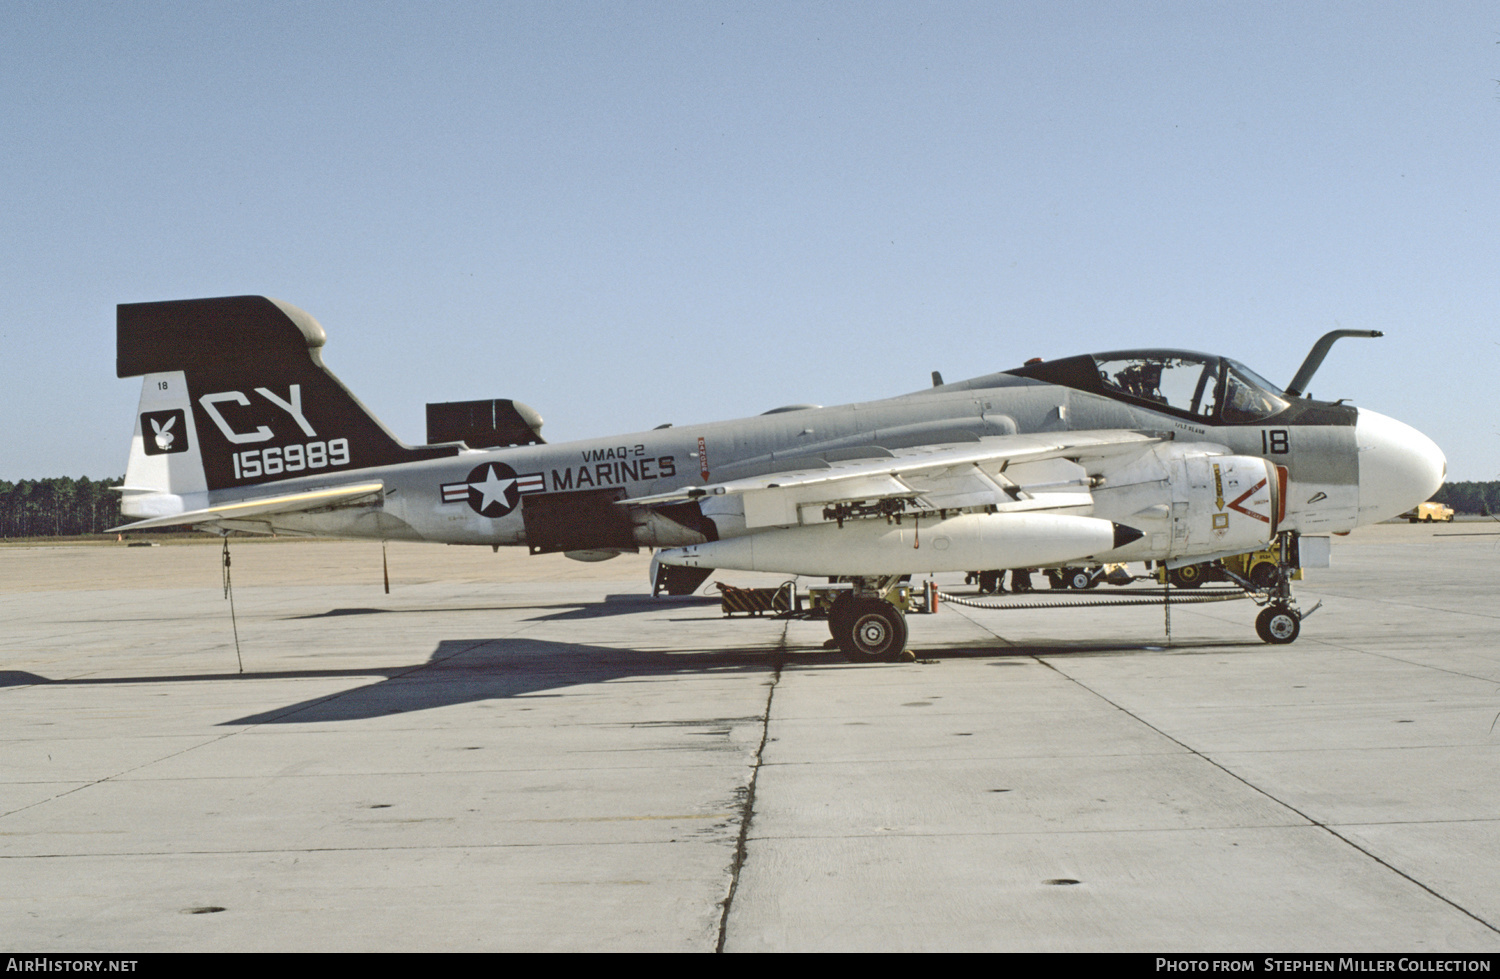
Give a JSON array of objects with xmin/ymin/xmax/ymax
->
[
  {"xmin": 1094, "ymin": 353, "xmax": 1221, "ymax": 419},
  {"xmin": 1005, "ymin": 349, "xmax": 1294, "ymax": 425},
  {"xmin": 1220, "ymin": 361, "xmax": 1290, "ymax": 423}
]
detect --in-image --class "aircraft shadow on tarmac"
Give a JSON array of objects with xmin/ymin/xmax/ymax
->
[
  {"xmin": 0, "ymin": 630, "xmax": 1261, "ymax": 727},
  {"xmin": 223, "ymin": 637, "xmax": 790, "ymax": 725},
  {"xmin": 0, "ymin": 589, "xmax": 1262, "ymax": 722},
  {"xmin": 286, "ymin": 594, "xmax": 721, "ymax": 622},
  {"xmin": 0, "ymin": 638, "xmax": 806, "ymax": 726}
]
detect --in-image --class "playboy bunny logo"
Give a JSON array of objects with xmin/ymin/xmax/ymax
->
[
  {"xmin": 151, "ymin": 415, "xmax": 177, "ymax": 451},
  {"xmin": 141, "ymin": 409, "xmax": 189, "ymax": 456}
]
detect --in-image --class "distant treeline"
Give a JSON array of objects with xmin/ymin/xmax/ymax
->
[
  {"xmin": 0, "ymin": 477, "xmax": 125, "ymax": 538},
  {"xmin": 1, "ymin": 475, "xmax": 1497, "ymax": 538},
  {"xmin": 1431, "ymin": 480, "xmax": 1500, "ymax": 516}
]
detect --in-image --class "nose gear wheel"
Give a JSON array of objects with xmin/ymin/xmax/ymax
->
[{"xmin": 1256, "ymin": 604, "xmax": 1300, "ymax": 644}]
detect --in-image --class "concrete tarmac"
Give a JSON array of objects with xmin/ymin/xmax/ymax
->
[{"xmin": 2, "ymin": 524, "xmax": 1498, "ymax": 952}]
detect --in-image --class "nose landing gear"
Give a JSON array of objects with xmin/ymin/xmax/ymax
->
[
  {"xmin": 1238, "ymin": 531, "xmax": 1318, "ymax": 645},
  {"xmin": 1255, "ymin": 604, "xmax": 1300, "ymax": 644}
]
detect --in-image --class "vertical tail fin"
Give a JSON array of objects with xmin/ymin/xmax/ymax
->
[
  {"xmin": 120, "ymin": 370, "xmax": 210, "ymax": 518},
  {"xmin": 117, "ymin": 297, "xmax": 455, "ymax": 509}
]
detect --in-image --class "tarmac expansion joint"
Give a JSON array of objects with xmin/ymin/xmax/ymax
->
[{"xmin": 715, "ymin": 618, "xmax": 786, "ymax": 952}]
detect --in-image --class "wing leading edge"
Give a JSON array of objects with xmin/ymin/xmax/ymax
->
[{"xmin": 630, "ymin": 429, "xmax": 1172, "ymax": 529}]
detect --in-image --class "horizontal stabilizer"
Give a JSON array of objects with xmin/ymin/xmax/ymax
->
[{"xmin": 109, "ymin": 482, "xmax": 384, "ymax": 532}]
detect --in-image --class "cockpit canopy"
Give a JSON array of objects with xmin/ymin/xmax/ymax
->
[{"xmin": 1006, "ymin": 349, "xmax": 1291, "ymax": 424}]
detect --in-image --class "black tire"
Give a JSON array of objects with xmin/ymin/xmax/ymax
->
[
  {"xmin": 838, "ymin": 598, "xmax": 908, "ymax": 660},
  {"xmin": 1255, "ymin": 605, "xmax": 1300, "ymax": 644},
  {"xmin": 1168, "ymin": 564, "xmax": 1205, "ymax": 589},
  {"xmin": 827, "ymin": 593, "xmax": 855, "ymax": 640},
  {"xmin": 1066, "ymin": 567, "xmax": 1094, "ymax": 590}
]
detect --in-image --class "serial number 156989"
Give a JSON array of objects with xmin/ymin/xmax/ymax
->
[{"xmin": 233, "ymin": 439, "xmax": 350, "ymax": 479}]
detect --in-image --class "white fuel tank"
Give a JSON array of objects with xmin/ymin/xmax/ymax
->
[{"xmin": 656, "ymin": 511, "xmax": 1140, "ymax": 577}]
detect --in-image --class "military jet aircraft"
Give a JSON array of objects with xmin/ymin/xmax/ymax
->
[{"xmin": 112, "ymin": 296, "xmax": 1445, "ymax": 657}]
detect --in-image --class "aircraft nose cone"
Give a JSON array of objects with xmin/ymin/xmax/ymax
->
[{"xmin": 1355, "ymin": 408, "xmax": 1446, "ymax": 525}]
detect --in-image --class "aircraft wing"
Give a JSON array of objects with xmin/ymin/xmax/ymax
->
[
  {"xmin": 108, "ymin": 482, "xmax": 385, "ymax": 532},
  {"xmin": 632, "ymin": 429, "xmax": 1171, "ymax": 529}
]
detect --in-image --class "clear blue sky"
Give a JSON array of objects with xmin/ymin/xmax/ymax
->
[{"xmin": 4, "ymin": 1, "xmax": 1496, "ymax": 481}]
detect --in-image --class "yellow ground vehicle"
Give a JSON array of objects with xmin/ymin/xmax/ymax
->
[
  {"xmin": 1158, "ymin": 540, "xmax": 1302, "ymax": 590},
  {"xmin": 807, "ymin": 581, "xmax": 915, "ymax": 613},
  {"xmin": 1403, "ymin": 501, "xmax": 1454, "ymax": 523}
]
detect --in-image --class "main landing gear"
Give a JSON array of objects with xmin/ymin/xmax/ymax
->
[{"xmin": 827, "ymin": 578, "xmax": 908, "ymax": 660}]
